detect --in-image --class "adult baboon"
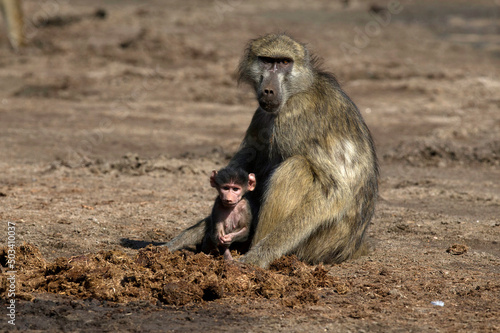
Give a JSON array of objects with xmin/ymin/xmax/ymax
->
[{"xmin": 166, "ymin": 33, "xmax": 378, "ymax": 269}]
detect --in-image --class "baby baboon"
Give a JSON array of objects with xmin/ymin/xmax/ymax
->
[
  {"xmin": 166, "ymin": 33, "xmax": 378, "ymax": 269},
  {"xmin": 201, "ymin": 167, "xmax": 256, "ymax": 260}
]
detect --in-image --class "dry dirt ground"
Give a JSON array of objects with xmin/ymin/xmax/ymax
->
[{"xmin": 0, "ymin": 0, "xmax": 499, "ymax": 332}]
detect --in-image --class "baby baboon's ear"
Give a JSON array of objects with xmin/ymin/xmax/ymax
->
[
  {"xmin": 210, "ymin": 170, "xmax": 218, "ymax": 188},
  {"xmin": 247, "ymin": 173, "xmax": 256, "ymax": 191}
]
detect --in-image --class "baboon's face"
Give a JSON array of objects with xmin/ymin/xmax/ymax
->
[
  {"xmin": 239, "ymin": 34, "xmax": 314, "ymax": 113},
  {"xmin": 256, "ymin": 57, "xmax": 293, "ymax": 113},
  {"xmin": 217, "ymin": 182, "xmax": 245, "ymax": 207}
]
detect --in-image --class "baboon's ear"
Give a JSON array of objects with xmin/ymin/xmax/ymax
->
[
  {"xmin": 247, "ymin": 173, "xmax": 256, "ymax": 191},
  {"xmin": 210, "ymin": 170, "xmax": 218, "ymax": 188}
]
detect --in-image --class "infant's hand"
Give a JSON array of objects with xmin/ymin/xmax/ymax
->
[{"xmin": 219, "ymin": 234, "xmax": 233, "ymax": 245}]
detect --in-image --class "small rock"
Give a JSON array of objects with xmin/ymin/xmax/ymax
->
[{"xmin": 447, "ymin": 244, "xmax": 468, "ymax": 255}]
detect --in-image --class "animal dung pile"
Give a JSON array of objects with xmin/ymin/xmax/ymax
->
[{"xmin": 0, "ymin": 243, "xmax": 339, "ymax": 307}]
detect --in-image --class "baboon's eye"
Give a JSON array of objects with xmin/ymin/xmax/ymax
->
[
  {"xmin": 281, "ymin": 59, "xmax": 293, "ymax": 67},
  {"xmin": 258, "ymin": 57, "xmax": 273, "ymax": 64}
]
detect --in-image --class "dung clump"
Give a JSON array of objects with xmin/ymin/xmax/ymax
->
[{"xmin": 0, "ymin": 244, "xmax": 336, "ymax": 307}]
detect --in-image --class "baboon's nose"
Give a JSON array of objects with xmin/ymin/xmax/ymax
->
[{"xmin": 264, "ymin": 88, "xmax": 274, "ymax": 96}]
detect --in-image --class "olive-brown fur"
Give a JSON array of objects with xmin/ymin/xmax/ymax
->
[{"xmin": 165, "ymin": 33, "xmax": 378, "ymax": 269}]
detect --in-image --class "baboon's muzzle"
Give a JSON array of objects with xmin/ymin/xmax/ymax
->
[{"xmin": 258, "ymin": 72, "xmax": 282, "ymax": 113}]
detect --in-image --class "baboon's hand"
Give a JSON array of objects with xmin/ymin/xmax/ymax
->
[
  {"xmin": 219, "ymin": 234, "xmax": 232, "ymax": 246},
  {"xmin": 238, "ymin": 248, "xmax": 271, "ymax": 269}
]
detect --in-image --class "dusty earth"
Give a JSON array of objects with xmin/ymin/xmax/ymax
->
[{"xmin": 0, "ymin": 0, "xmax": 499, "ymax": 331}]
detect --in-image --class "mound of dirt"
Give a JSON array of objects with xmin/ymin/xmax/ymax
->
[
  {"xmin": 48, "ymin": 153, "xmax": 226, "ymax": 176},
  {"xmin": 384, "ymin": 139, "xmax": 500, "ymax": 166},
  {"xmin": 0, "ymin": 243, "xmax": 338, "ymax": 308}
]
